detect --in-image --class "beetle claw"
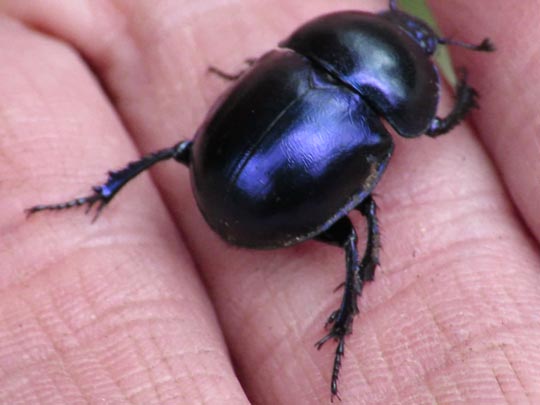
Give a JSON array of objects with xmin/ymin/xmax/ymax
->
[
  {"xmin": 315, "ymin": 333, "xmax": 333, "ymax": 350},
  {"xmin": 325, "ymin": 310, "xmax": 339, "ymax": 329}
]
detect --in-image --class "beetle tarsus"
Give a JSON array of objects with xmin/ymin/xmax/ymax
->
[
  {"xmin": 208, "ymin": 66, "xmax": 244, "ymax": 81},
  {"xmin": 25, "ymin": 193, "xmax": 106, "ymax": 218},
  {"xmin": 26, "ymin": 141, "xmax": 192, "ymax": 220},
  {"xmin": 439, "ymin": 37, "xmax": 495, "ymax": 52},
  {"xmin": 208, "ymin": 58, "xmax": 257, "ymax": 81},
  {"xmin": 315, "ymin": 216, "xmax": 360, "ymax": 400}
]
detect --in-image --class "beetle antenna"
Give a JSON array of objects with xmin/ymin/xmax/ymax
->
[{"xmin": 439, "ymin": 37, "xmax": 495, "ymax": 52}]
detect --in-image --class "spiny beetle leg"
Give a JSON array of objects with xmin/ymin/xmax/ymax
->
[
  {"xmin": 426, "ymin": 68, "xmax": 479, "ymax": 137},
  {"xmin": 315, "ymin": 215, "xmax": 360, "ymax": 400},
  {"xmin": 355, "ymin": 195, "xmax": 380, "ymax": 282},
  {"xmin": 208, "ymin": 58, "xmax": 257, "ymax": 81},
  {"xmin": 315, "ymin": 195, "xmax": 381, "ymax": 400},
  {"xmin": 26, "ymin": 141, "xmax": 192, "ymax": 221}
]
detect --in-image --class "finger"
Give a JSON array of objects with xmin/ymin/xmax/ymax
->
[
  {"xmin": 431, "ymin": 0, "xmax": 540, "ymax": 242},
  {"xmin": 0, "ymin": 15, "xmax": 246, "ymax": 404}
]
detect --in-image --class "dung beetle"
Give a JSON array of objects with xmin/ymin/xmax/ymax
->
[{"xmin": 27, "ymin": 0, "xmax": 494, "ymax": 399}]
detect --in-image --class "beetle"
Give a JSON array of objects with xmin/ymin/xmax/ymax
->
[{"xmin": 27, "ymin": 0, "xmax": 494, "ymax": 399}]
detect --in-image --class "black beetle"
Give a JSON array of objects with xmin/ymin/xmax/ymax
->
[{"xmin": 27, "ymin": 0, "xmax": 494, "ymax": 399}]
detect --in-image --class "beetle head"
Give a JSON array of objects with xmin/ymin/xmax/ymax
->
[{"xmin": 380, "ymin": 9, "xmax": 439, "ymax": 56}]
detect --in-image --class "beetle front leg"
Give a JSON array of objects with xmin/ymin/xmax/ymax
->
[
  {"xmin": 438, "ymin": 37, "xmax": 494, "ymax": 53},
  {"xmin": 426, "ymin": 68, "xmax": 479, "ymax": 137},
  {"xmin": 26, "ymin": 140, "xmax": 192, "ymax": 221}
]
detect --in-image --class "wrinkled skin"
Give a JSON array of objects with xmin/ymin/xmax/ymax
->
[{"xmin": 1, "ymin": 0, "xmax": 540, "ymax": 403}]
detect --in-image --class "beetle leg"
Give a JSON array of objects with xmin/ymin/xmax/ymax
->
[
  {"xmin": 314, "ymin": 216, "xmax": 361, "ymax": 399},
  {"xmin": 426, "ymin": 68, "xmax": 479, "ymax": 137},
  {"xmin": 26, "ymin": 140, "xmax": 192, "ymax": 221},
  {"xmin": 208, "ymin": 58, "xmax": 257, "ymax": 81},
  {"xmin": 332, "ymin": 195, "xmax": 381, "ymax": 287},
  {"xmin": 438, "ymin": 37, "xmax": 495, "ymax": 52},
  {"xmin": 355, "ymin": 195, "xmax": 380, "ymax": 282},
  {"xmin": 314, "ymin": 196, "xmax": 381, "ymax": 398}
]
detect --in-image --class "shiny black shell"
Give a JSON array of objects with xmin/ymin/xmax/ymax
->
[
  {"xmin": 192, "ymin": 50, "xmax": 393, "ymax": 248},
  {"xmin": 191, "ymin": 10, "xmax": 441, "ymax": 248}
]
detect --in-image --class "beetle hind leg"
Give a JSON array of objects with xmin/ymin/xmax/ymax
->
[
  {"xmin": 208, "ymin": 58, "xmax": 257, "ymax": 81},
  {"xmin": 315, "ymin": 196, "xmax": 380, "ymax": 399},
  {"xmin": 26, "ymin": 140, "xmax": 192, "ymax": 221},
  {"xmin": 426, "ymin": 68, "xmax": 479, "ymax": 137},
  {"xmin": 315, "ymin": 216, "xmax": 360, "ymax": 400}
]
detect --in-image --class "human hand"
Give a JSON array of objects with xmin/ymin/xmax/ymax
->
[{"xmin": 1, "ymin": 1, "xmax": 538, "ymax": 403}]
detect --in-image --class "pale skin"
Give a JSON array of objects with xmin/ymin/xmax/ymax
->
[{"xmin": 1, "ymin": 0, "xmax": 539, "ymax": 403}]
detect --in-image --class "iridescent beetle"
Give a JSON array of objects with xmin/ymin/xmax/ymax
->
[{"xmin": 28, "ymin": 1, "xmax": 493, "ymax": 398}]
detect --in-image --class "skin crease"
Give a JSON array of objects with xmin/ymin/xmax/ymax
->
[{"xmin": 0, "ymin": 0, "xmax": 539, "ymax": 403}]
